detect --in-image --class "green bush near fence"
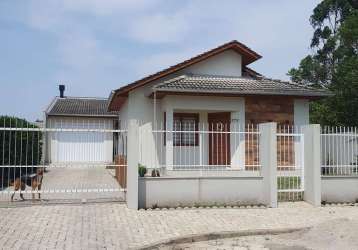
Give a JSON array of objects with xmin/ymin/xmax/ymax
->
[
  {"xmin": 0, "ymin": 116, "xmax": 42, "ymax": 187},
  {"xmin": 0, "ymin": 116, "xmax": 42, "ymax": 166}
]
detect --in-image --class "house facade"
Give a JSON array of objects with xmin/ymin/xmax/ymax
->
[{"xmin": 108, "ymin": 41, "xmax": 329, "ymax": 172}]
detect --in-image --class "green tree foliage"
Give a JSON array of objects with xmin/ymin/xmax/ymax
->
[
  {"xmin": 288, "ymin": 0, "xmax": 358, "ymax": 126},
  {"xmin": 0, "ymin": 116, "xmax": 42, "ymax": 186}
]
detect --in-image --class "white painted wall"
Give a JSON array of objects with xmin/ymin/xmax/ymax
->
[
  {"xmin": 46, "ymin": 117, "xmax": 114, "ymax": 163},
  {"xmin": 294, "ymin": 99, "xmax": 310, "ymax": 168},
  {"xmin": 182, "ymin": 50, "xmax": 242, "ymax": 76},
  {"xmin": 322, "ymin": 177, "xmax": 358, "ymax": 202},
  {"xmin": 139, "ymin": 177, "xmax": 264, "ymax": 208},
  {"xmin": 294, "ymin": 99, "xmax": 309, "ymax": 126}
]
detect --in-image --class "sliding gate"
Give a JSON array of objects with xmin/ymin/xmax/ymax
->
[
  {"xmin": 277, "ymin": 126, "xmax": 305, "ymax": 201},
  {"xmin": 0, "ymin": 117, "xmax": 127, "ymax": 204}
]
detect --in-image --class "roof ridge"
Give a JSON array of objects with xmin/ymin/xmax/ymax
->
[
  {"xmin": 261, "ymin": 77, "xmax": 324, "ymax": 91},
  {"xmin": 188, "ymin": 74, "xmax": 254, "ymax": 80},
  {"xmin": 57, "ymin": 96, "xmax": 109, "ymax": 100}
]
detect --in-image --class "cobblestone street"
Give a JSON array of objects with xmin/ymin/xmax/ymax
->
[{"xmin": 0, "ymin": 202, "xmax": 358, "ymax": 249}]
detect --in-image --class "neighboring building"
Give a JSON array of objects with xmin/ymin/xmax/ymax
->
[
  {"xmin": 107, "ymin": 40, "xmax": 331, "ymax": 170},
  {"xmin": 44, "ymin": 86, "xmax": 118, "ymax": 164}
]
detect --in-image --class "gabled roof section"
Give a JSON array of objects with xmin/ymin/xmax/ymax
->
[
  {"xmin": 152, "ymin": 74, "xmax": 332, "ymax": 98},
  {"xmin": 108, "ymin": 40, "xmax": 262, "ymax": 111},
  {"xmin": 46, "ymin": 97, "xmax": 118, "ymax": 117}
]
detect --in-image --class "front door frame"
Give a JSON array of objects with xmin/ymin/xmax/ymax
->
[{"xmin": 208, "ymin": 112, "xmax": 231, "ymax": 166}]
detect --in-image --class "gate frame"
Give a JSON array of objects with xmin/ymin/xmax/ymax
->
[{"xmin": 276, "ymin": 131, "xmax": 305, "ymax": 201}]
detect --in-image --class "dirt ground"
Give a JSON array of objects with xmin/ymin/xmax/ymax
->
[{"xmin": 158, "ymin": 218, "xmax": 358, "ymax": 250}]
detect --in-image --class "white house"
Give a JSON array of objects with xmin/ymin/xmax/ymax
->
[{"xmin": 107, "ymin": 40, "xmax": 330, "ymax": 173}]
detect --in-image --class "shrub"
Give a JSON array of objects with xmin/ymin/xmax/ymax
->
[
  {"xmin": 0, "ymin": 116, "xmax": 42, "ymax": 186},
  {"xmin": 138, "ymin": 164, "xmax": 147, "ymax": 177}
]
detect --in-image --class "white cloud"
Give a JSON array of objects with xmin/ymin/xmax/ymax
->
[
  {"xmin": 61, "ymin": 0, "xmax": 160, "ymax": 16},
  {"xmin": 129, "ymin": 13, "xmax": 190, "ymax": 43},
  {"xmin": 12, "ymin": 0, "xmax": 321, "ymax": 84},
  {"xmin": 133, "ymin": 48, "xmax": 198, "ymax": 77}
]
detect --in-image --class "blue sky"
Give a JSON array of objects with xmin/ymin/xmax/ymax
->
[{"xmin": 0, "ymin": 0, "xmax": 320, "ymax": 121}]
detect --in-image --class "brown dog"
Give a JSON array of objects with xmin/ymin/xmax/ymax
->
[{"xmin": 10, "ymin": 168, "xmax": 44, "ymax": 201}]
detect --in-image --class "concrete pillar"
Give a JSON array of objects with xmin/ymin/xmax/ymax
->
[
  {"xmin": 127, "ymin": 119, "xmax": 139, "ymax": 209},
  {"xmin": 302, "ymin": 124, "xmax": 321, "ymax": 206},
  {"xmin": 165, "ymin": 108, "xmax": 174, "ymax": 170},
  {"xmin": 259, "ymin": 122, "xmax": 277, "ymax": 208}
]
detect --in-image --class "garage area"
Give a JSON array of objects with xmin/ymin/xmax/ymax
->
[{"xmin": 44, "ymin": 94, "xmax": 119, "ymax": 165}]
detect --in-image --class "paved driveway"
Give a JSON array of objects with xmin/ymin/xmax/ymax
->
[
  {"xmin": 0, "ymin": 166, "xmax": 125, "ymax": 204},
  {"xmin": 0, "ymin": 202, "xmax": 358, "ymax": 249}
]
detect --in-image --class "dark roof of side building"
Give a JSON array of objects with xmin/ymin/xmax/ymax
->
[
  {"xmin": 153, "ymin": 74, "xmax": 332, "ymax": 97},
  {"xmin": 46, "ymin": 97, "xmax": 118, "ymax": 117}
]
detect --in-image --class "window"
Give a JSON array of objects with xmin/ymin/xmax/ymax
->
[{"xmin": 164, "ymin": 113, "xmax": 199, "ymax": 146}]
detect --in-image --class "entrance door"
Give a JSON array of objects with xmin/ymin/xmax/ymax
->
[{"xmin": 208, "ymin": 112, "xmax": 231, "ymax": 165}]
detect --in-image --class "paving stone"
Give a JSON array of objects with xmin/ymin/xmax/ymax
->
[{"xmin": 0, "ymin": 202, "xmax": 358, "ymax": 249}]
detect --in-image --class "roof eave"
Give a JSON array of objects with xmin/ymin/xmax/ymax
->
[{"xmin": 152, "ymin": 88, "xmax": 333, "ymax": 98}]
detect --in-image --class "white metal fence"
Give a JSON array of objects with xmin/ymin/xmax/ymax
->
[
  {"xmin": 139, "ymin": 123, "xmax": 261, "ymax": 177},
  {"xmin": 0, "ymin": 117, "xmax": 127, "ymax": 203},
  {"xmin": 276, "ymin": 125, "xmax": 304, "ymax": 201},
  {"xmin": 321, "ymin": 126, "xmax": 358, "ymax": 176}
]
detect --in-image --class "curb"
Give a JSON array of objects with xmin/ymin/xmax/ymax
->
[{"xmin": 132, "ymin": 227, "xmax": 310, "ymax": 250}]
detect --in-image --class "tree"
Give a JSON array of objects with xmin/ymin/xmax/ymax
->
[{"xmin": 288, "ymin": 0, "xmax": 358, "ymax": 126}]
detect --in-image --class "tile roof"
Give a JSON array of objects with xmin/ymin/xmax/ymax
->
[
  {"xmin": 47, "ymin": 97, "xmax": 118, "ymax": 117},
  {"xmin": 153, "ymin": 75, "xmax": 332, "ymax": 97},
  {"xmin": 108, "ymin": 40, "xmax": 262, "ymax": 110}
]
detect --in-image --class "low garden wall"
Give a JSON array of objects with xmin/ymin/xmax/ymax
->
[
  {"xmin": 321, "ymin": 177, "xmax": 358, "ymax": 203},
  {"xmin": 138, "ymin": 176, "xmax": 264, "ymax": 209}
]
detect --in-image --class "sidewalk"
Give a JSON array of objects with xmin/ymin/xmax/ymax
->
[{"xmin": 0, "ymin": 202, "xmax": 357, "ymax": 249}]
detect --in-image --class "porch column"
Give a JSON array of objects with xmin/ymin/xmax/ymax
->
[
  {"xmin": 166, "ymin": 107, "xmax": 174, "ymax": 170},
  {"xmin": 199, "ymin": 112, "xmax": 208, "ymax": 167},
  {"xmin": 294, "ymin": 99, "xmax": 309, "ymax": 169},
  {"xmin": 259, "ymin": 122, "xmax": 277, "ymax": 208},
  {"xmin": 302, "ymin": 124, "xmax": 321, "ymax": 206},
  {"xmin": 230, "ymin": 111, "xmax": 245, "ymax": 169}
]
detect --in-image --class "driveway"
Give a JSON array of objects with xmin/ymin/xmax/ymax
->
[
  {"xmin": 0, "ymin": 166, "xmax": 125, "ymax": 204},
  {"xmin": 0, "ymin": 202, "xmax": 358, "ymax": 249}
]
